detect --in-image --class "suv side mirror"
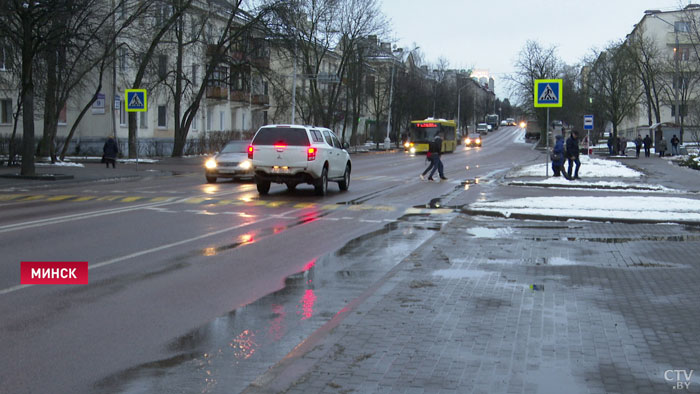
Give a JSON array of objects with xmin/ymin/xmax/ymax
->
[{"xmin": 343, "ymin": 142, "xmax": 349, "ymax": 150}]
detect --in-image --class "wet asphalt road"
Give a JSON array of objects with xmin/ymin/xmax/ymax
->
[{"xmin": 0, "ymin": 127, "xmax": 534, "ymax": 393}]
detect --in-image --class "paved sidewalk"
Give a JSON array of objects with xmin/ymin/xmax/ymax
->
[
  {"xmin": 246, "ymin": 214, "xmax": 700, "ymax": 394},
  {"xmin": 0, "ymin": 156, "xmax": 205, "ymax": 190}
]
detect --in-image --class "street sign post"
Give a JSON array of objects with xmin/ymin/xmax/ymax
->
[
  {"xmin": 124, "ymin": 89, "xmax": 147, "ymax": 170},
  {"xmin": 584, "ymin": 115, "xmax": 593, "ymax": 155},
  {"xmin": 534, "ymin": 79, "xmax": 563, "ymax": 176}
]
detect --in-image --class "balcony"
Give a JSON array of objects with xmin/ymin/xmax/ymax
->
[
  {"xmin": 252, "ymin": 94, "xmax": 269, "ymax": 105},
  {"xmin": 230, "ymin": 90, "xmax": 249, "ymax": 102},
  {"xmin": 250, "ymin": 56, "xmax": 270, "ymax": 69},
  {"xmin": 206, "ymin": 86, "xmax": 228, "ymax": 100}
]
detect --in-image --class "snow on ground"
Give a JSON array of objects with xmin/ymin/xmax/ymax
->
[
  {"xmin": 35, "ymin": 162, "xmax": 85, "ymax": 167},
  {"xmin": 508, "ymin": 178, "xmax": 681, "ymax": 193},
  {"xmin": 469, "ymin": 196, "xmax": 700, "ymax": 222},
  {"xmin": 510, "ymin": 155, "xmax": 642, "ymax": 178}
]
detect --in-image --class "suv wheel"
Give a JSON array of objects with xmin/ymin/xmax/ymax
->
[
  {"xmin": 256, "ymin": 177, "xmax": 271, "ymax": 195},
  {"xmin": 314, "ymin": 167, "xmax": 328, "ymax": 196},
  {"xmin": 206, "ymin": 175, "xmax": 217, "ymax": 183},
  {"xmin": 338, "ymin": 164, "xmax": 350, "ymax": 191},
  {"xmin": 285, "ymin": 182, "xmax": 297, "ymax": 191}
]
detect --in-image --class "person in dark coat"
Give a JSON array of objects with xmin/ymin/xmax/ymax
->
[
  {"xmin": 607, "ymin": 135, "xmax": 615, "ymax": 156},
  {"xmin": 426, "ymin": 133, "xmax": 447, "ymax": 181},
  {"xmin": 671, "ymin": 134, "xmax": 680, "ymax": 155},
  {"xmin": 551, "ymin": 134, "xmax": 567, "ymax": 178},
  {"xmin": 103, "ymin": 136, "xmax": 119, "ymax": 168},
  {"xmin": 634, "ymin": 135, "xmax": 643, "ymax": 158},
  {"xmin": 643, "ymin": 135, "xmax": 652, "ymax": 157},
  {"xmin": 566, "ymin": 130, "xmax": 581, "ymax": 180}
]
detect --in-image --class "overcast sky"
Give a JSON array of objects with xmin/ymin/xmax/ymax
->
[{"xmin": 380, "ymin": 0, "xmax": 688, "ymax": 102}]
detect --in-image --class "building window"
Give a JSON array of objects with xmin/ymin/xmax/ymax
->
[
  {"xmin": 675, "ymin": 47, "xmax": 691, "ymax": 61},
  {"xmin": 158, "ymin": 55, "xmax": 168, "ymax": 79},
  {"xmin": 0, "ymin": 99, "xmax": 11, "ymax": 124},
  {"xmin": 119, "ymin": 100, "xmax": 127, "ymax": 126},
  {"xmin": 58, "ymin": 103, "xmax": 67, "ymax": 125},
  {"xmin": 671, "ymin": 104, "xmax": 688, "ymax": 117},
  {"xmin": 118, "ymin": 47, "xmax": 128, "ymax": 71},
  {"xmin": 206, "ymin": 108, "xmax": 212, "ymax": 131},
  {"xmin": 219, "ymin": 111, "xmax": 224, "ymax": 130},
  {"xmin": 157, "ymin": 105, "xmax": 166, "ymax": 128},
  {"xmin": 0, "ymin": 44, "xmax": 7, "ymax": 71},
  {"xmin": 675, "ymin": 21, "xmax": 690, "ymax": 33},
  {"xmin": 140, "ymin": 111, "xmax": 148, "ymax": 128},
  {"xmin": 208, "ymin": 66, "xmax": 227, "ymax": 87}
]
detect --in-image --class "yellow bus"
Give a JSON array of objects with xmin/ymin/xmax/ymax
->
[{"xmin": 404, "ymin": 119, "xmax": 457, "ymax": 154}]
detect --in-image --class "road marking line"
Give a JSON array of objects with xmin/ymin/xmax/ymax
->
[
  {"xmin": 267, "ymin": 201, "xmax": 289, "ymax": 207},
  {"xmin": 320, "ymin": 204, "xmax": 341, "ymax": 210},
  {"xmin": 183, "ymin": 197, "xmax": 207, "ymax": 204},
  {"xmin": 121, "ymin": 196, "xmax": 144, "ymax": 202},
  {"xmin": 149, "ymin": 197, "xmax": 170, "ymax": 202},
  {"xmin": 0, "ymin": 194, "xmax": 25, "ymax": 201},
  {"xmin": 20, "ymin": 195, "xmax": 46, "ymax": 201},
  {"xmin": 95, "ymin": 196, "xmax": 123, "ymax": 201},
  {"xmin": 73, "ymin": 196, "xmax": 96, "ymax": 202},
  {"xmin": 46, "ymin": 195, "xmax": 76, "ymax": 201},
  {"xmin": 294, "ymin": 203, "xmax": 316, "ymax": 208}
]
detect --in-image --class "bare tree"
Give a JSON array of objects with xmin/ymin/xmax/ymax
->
[
  {"xmin": 588, "ymin": 41, "xmax": 642, "ymax": 140},
  {"xmin": 629, "ymin": 25, "xmax": 665, "ymax": 126},
  {"xmin": 506, "ymin": 40, "xmax": 561, "ymax": 141}
]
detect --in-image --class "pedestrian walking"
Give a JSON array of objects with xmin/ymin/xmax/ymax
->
[
  {"xmin": 671, "ymin": 134, "xmax": 680, "ymax": 156},
  {"xmin": 607, "ymin": 134, "xmax": 615, "ymax": 156},
  {"xmin": 551, "ymin": 134, "xmax": 567, "ymax": 178},
  {"xmin": 566, "ymin": 130, "xmax": 581, "ymax": 180},
  {"xmin": 634, "ymin": 135, "xmax": 643, "ymax": 158},
  {"xmin": 619, "ymin": 136, "xmax": 627, "ymax": 156},
  {"xmin": 102, "ymin": 136, "xmax": 119, "ymax": 168},
  {"xmin": 420, "ymin": 150, "xmax": 435, "ymax": 180},
  {"xmin": 643, "ymin": 135, "xmax": 652, "ymax": 157},
  {"xmin": 423, "ymin": 134, "xmax": 447, "ymax": 181},
  {"xmin": 658, "ymin": 136, "xmax": 668, "ymax": 157}
]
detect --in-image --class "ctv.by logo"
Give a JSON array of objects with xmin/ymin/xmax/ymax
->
[{"xmin": 665, "ymin": 369, "xmax": 694, "ymax": 390}]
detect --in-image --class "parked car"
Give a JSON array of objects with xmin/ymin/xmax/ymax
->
[
  {"xmin": 464, "ymin": 133, "xmax": 482, "ymax": 147},
  {"xmin": 204, "ymin": 140, "xmax": 254, "ymax": 183},
  {"xmin": 249, "ymin": 125, "xmax": 351, "ymax": 196},
  {"xmin": 476, "ymin": 123, "xmax": 489, "ymax": 135}
]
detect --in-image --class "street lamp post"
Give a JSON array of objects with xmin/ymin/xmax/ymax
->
[
  {"xmin": 385, "ymin": 48, "xmax": 402, "ymax": 150},
  {"xmin": 456, "ymin": 82, "xmax": 469, "ymax": 134}
]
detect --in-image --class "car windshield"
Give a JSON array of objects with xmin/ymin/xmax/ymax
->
[
  {"xmin": 252, "ymin": 127, "xmax": 310, "ymax": 146},
  {"xmin": 220, "ymin": 141, "xmax": 249, "ymax": 154}
]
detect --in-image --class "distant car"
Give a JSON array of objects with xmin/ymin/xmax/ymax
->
[
  {"xmin": 500, "ymin": 120, "xmax": 507, "ymax": 126},
  {"xmin": 506, "ymin": 118, "xmax": 516, "ymax": 126},
  {"xmin": 476, "ymin": 123, "xmax": 489, "ymax": 135},
  {"xmin": 464, "ymin": 133, "xmax": 482, "ymax": 147},
  {"xmin": 204, "ymin": 140, "xmax": 254, "ymax": 183}
]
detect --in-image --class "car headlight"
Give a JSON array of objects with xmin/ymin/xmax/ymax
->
[
  {"xmin": 465, "ymin": 138, "xmax": 471, "ymax": 144},
  {"xmin": 404, "ymin": 142, "xmax": 410, "ymax": 148},
  {"xmin": 205, "ymin": 158, "xmax": 217, "ymax": 169},
  {"xmin": 239, "ymin": 160, "xmax": 251, "ymax": 170},
  {"xmin": 476, "ymin": 138, "xmax": 481, "ymax": 144},
  {"xmin": 409, "ymin": 147, "xmax": 416, "ymax": 153}
]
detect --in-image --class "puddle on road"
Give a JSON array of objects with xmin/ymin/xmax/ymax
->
[
  {"xmin": 95, "ymin": 214, "xmax": 445, "ymax": 394},
  {"xmin": 524, "ymin": 235, "xmax": 700, "ymax": 243},
  {"xmin": 467, "ymin": 226, "xmax": 515, "ymax": 238}
]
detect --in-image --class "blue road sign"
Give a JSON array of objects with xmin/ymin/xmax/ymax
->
[
  {"xmin": 584, "ymin": 115, "xmax": 594, "ymax": 130},
  {"xmin": 125, "ymin": 89, "xmax": 147, "ymax": 112},
  {"xmin": 534, "ymin": 79, "xmax": 562, "ymax": 108}
]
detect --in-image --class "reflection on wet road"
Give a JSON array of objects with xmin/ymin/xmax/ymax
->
[{"xmin": 95, "ymin": 213, "xmax": 451, "ymax": 394}]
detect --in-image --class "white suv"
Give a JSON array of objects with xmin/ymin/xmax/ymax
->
[{"xmin": 248, "ymin": 125, "xmax": 352, "ymax": 196}]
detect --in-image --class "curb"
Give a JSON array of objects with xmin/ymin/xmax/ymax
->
[{"xmin": 460, "ymin": 207, "xmax": 700, "ymax": 227}]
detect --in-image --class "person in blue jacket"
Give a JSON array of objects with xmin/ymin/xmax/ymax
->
[{"xmin": 551, "ymin": 134, "xmax": 567, "ymax": 178}]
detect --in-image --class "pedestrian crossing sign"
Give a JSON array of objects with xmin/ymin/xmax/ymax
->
[
  {"xmin": 534, "ymin": 79, "xmax": 562, "ymax": 108},
  {"xmin": 125, "ymin": 89, "xmax": 147, "ymax": 112}
]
